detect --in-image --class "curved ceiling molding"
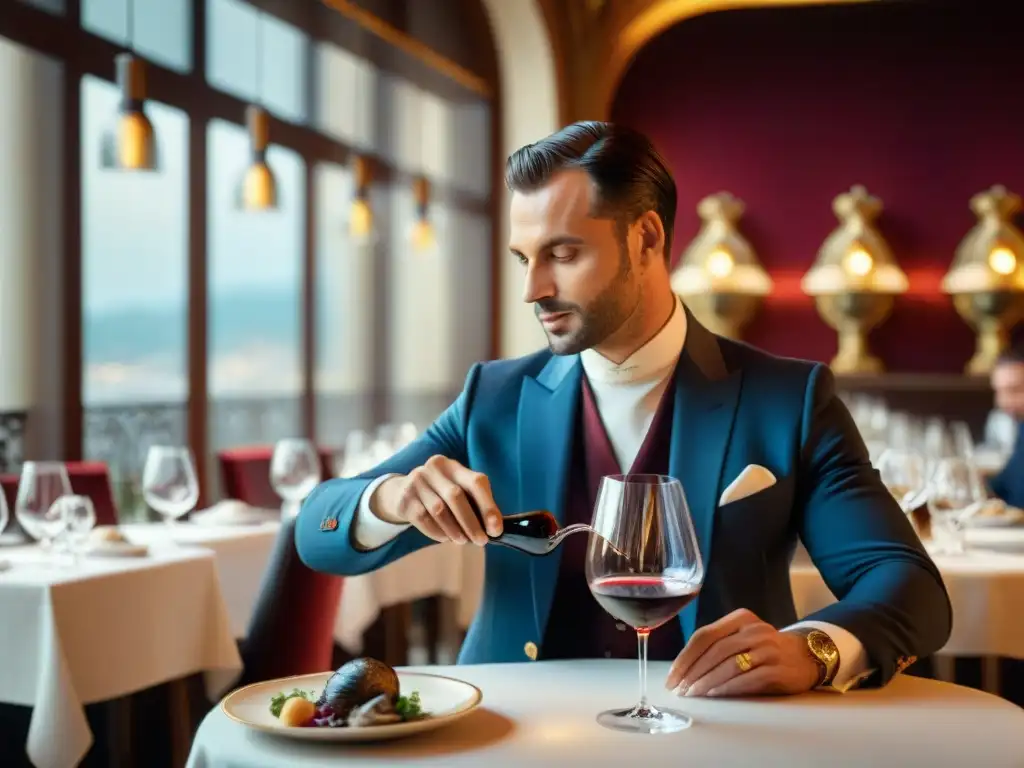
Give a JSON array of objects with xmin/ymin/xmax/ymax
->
[{"xmin": 601, "ymin": 0, "xmax": 875, "ymax": 116}]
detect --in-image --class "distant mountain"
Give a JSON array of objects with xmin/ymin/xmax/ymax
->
[{"xmin": 84, "ymin": 288, "xmax": 302, "ymax": 363}]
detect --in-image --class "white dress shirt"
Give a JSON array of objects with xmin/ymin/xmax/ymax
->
[{"xmin": 351, "ymin": 297, "xmax": 872, "ymax": 690}]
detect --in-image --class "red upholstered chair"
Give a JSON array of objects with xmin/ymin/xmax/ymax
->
[
  {"xmin": 0, "ymin": 474, "xmax": 20, "ymax": 536},
  {"xmin": 237, "ymin": 514, "xmax": 344, "ymax": 684},
  {"xmin": 0, "ymin": 474, "xmax": 16, "ymax": 512},
  {"xmin": 65, "ymin": 461, "xmax": 119, "ymax": 526},
  {"xmin": 218, "ymin": 445, "xmax": 335, "ymax": 508}
]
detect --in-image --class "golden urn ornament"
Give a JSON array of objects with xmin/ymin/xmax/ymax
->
[
  {"xmin": 941, "ymin": 185, "xmax": 1024, "ymax": 374},
  {"xmin": 671, "ymin": 192, "xmax": 773, "ymax": 339},
  {"xmin": 802, "ymin": 185, "xmax": 908, "ymax": 374}
]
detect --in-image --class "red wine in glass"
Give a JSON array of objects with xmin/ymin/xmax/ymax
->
[
  {"xmin": 586, "ymin": 474, "xmax": 705, "ymax": 735},
  {"xmin": 590, "ymin": 575, "xmax": 700, "ymax": 632}
]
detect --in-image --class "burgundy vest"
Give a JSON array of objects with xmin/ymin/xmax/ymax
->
[{"xmin": 540, "ymin": 372, "xmax": 684, "ymax": 660}]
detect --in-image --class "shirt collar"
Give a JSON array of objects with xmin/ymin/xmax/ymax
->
[{"xmin": 580, "ymin": 296, "xmax": 687, "ymax": 385}]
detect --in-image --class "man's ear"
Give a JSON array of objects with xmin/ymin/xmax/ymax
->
[{"xmin": 637, "ymin": 210, "xmax": 666, "ymax": 264}]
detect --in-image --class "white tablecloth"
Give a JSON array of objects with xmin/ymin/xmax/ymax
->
[
  {"xmin": 0, "ymin": 545, "xmax": 243, "ymax": 768},
  {"xmin": 120, "ymin": 522, "xmax": 280, "ymax": 637},
  {"xmin": 336, "ymin": 544, "xmax": 485, "ymax": 653},
  {"xmin": 122, "ymin": 520, "xmax": 486, "ymax": 653},
  {"xmin": 186, "ymin": 659, "xmax": 1024, "ymax": 767},
  {"xmin": 791, "ymin": 546, "xmax": 1024, "ymax": 658}
]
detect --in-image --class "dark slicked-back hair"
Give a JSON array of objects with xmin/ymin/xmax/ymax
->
[
  {"xmin": 504, "ymin": 121, "xmax": 678, "ymax": 261},
  {"xmin": 997, "ymin": 344, "xmax": 1024, "ymax": 365}
]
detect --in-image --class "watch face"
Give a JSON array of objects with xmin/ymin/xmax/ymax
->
[{"xmin": 808, "ymin": 631, "xmax": 839, "ymax": 666}]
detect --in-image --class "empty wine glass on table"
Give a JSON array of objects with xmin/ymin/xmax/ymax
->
[
  {"xmin": 142, "ymin": 446, "xmax": 200, "ymax": 537},
  {"xmin": 586, "ymin": 474, "xmax": 704, "ymax": 734},
  {"xmin": 57, "ymin": 495, "xmax": 96, "ymax": 566},
  {"xmin": 15, "ymin": 462, "xmax": 71, "ymax": 560},
  {"xmin": 927, "ymin": 457, "xmax": 981, "ymax": 555},
  {"xmin": 877, "ymin": 448, "xmax": 927, "ymax": 511},
  {"xmin": 270, "ymin": 438, "xmax": 322, "ymax": 519},
  {"xmin": 877, "ymin": 448, "xmax": 930, "ymax": 539}
]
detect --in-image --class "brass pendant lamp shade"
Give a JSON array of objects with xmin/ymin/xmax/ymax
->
[
  {"xmin": 237, "ymin": 106, "xmax": 278, "ymax": 211},
  {"xmin": 100, "ymin": 53, "xmax": 158, "ymax": 171},
  {"xmin": 409, "ymin": 175, "xmax": 437, "ymax": 253},
  {"xmin": 348, "ymin": 156, "xmax": 376, "ymax": 243}
]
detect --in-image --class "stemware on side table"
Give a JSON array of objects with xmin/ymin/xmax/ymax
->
[
  {"xmin": 586, "ymin": 474, "xmax": 705, "ymax": 735},
  {"xmin": 927, "ymin": 456, "xmax": 981, "ymax": 555},
  {"xmin": 15, "ymin": 462, "xmax": 72, "ymax": 562},
  {"xmin": 270, "ymin": 438, "xmax": 322, "ymax": 518},
  {"xmin": 142, "ymin": 446, "xmax": 200, "ymax": 540},
  {"xmin": 56, "ymin": 494, "xmax": 97, "ymax": 566}
]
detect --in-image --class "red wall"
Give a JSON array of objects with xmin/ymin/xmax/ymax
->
[{"xmin": 611, "ymin": 0, "xmax": 1024, "ymax": 372}]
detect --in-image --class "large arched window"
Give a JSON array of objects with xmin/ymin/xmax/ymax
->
[{"xmin": 1, "ymin": 0, "xmax": 500, "ymax": 511}]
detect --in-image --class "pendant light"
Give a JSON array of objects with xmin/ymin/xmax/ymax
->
[
  {"xmin": 100, "ymin": 0, "xmax": 158, "ymax": 171},
  {"xmin": 237, "ymin": 106, "xmax": 277, "ymax": 210},
  {"xmin": 237, "ymin": 12, "xmax": 278, "ymax": 211},
  {"xmin": 408, "ymin": 90, "xmax": 437, "ymax": 254},
  {"xmin": 347, "ymin": 156, "xmax": 376, "ymax": 243},
  {"xmin": 409, "ymin": 175, "xmax": 437, "ymax": 253}
]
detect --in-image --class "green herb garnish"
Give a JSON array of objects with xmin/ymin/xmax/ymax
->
[
  {"xmin": 269, "ymin": 688, "xmax": 317, "ymax": 718},
  {"xmin": 395, "ymin": 691, "xmax": 425, "ymax": 721}
]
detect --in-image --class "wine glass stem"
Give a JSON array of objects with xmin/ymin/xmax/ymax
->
[{"xmin": 637, "ymin": 629, "xmax": 650, "ymax": 712}]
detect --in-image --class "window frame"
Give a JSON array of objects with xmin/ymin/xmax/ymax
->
[{"xmin": 1, "ymin": 0, "xmax": 501, "ymax": 504}]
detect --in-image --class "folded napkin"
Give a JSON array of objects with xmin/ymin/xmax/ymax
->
[
  {"xmin": 0, "ymin": 559, "xmax": 10, "ymax": 572},
  {"xmin": 190, "ymin": 499, "xmax": 279, "ymax": 527}
]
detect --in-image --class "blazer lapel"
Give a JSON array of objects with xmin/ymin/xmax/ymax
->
[
  {"xmin": 517, "ymin": 353, "xmax": 582, "ymax": 641},
  {"xmin": 669, "ymin": 308, "xmax": 743, "ymax": 641}
]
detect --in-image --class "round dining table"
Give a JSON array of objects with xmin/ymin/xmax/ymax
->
[{"xmin": 185, "ymin": 659, "xmax": 1024, "ymax": 767}]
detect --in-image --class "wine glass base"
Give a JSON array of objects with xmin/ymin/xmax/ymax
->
[{"xmin": 596, "ymin": 704, "xmax": 692, "ymax": 734}]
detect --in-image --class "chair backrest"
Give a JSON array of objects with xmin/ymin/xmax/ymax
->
[
  {"xmin": 238, "ymin": 515, "xmax": 344, "ymax": 684},
  {"xmin": 0, "ymin": 462, "xmax": 118, "ymax": 531},
  {"xmin": 0, "ymin": 474, "xmax": 20, "ymax": 536},
  {"xmin": 218, "ymin": 445, "xmax": 335, "ymax": 509},
  {"xmin": 65, "ymin": 461, "xmax": 119, "ymax": 526}
]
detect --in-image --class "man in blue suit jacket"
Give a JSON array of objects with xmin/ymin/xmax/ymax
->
[{"xmin": 298, "ymin": 122, "xmax": 951, "ymax": 698}]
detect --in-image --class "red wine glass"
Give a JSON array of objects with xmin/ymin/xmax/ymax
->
[{"xmin": 586, "ymin": 474, "xmax": 704, "ymax": 734}]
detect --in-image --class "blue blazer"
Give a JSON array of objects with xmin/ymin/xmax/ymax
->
[{"xmin": 297, "ymin": 311, "xmax": 951, "ymax": 686}]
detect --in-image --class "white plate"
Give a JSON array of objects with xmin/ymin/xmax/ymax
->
[
  {"xmin": 189, "ymin": 504, "xmax": 278, "ymax": 527},
  {"xmin": 221, "ymin": 670, "xmax": 482, "ymax": 742},
  {"xmin": 968, "ymin": 513, "xmax": 1024, "ymax": 528},
  {"xmin": 83, "ymin": 541, "xmax": 150, "ymax": 558}
]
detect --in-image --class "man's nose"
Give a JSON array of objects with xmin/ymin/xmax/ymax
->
[{"xmin": 522, "ymin": 264, "xmax": 556, "ymax": 304}]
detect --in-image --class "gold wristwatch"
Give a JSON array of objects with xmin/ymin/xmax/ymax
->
[{"xmin": 789, "ymin": 628, "xmax": 840, "ymax": 687}]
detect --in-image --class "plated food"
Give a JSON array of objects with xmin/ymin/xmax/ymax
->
[
  {"xmin": 967, "ymin": 499, "xmax": 1024, "ymax": 527},
  {"xmin": 269, "ymin": 658, "xmax": 425, "ymax": 729},
  {"xmin": 221, "ymin": 660, "xmax": 482, "ymax": 743}
]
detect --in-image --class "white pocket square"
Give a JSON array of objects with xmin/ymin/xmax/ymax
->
[{"xmin": 719, "ymin": 464, "xmax": 777, "ymax": 506}]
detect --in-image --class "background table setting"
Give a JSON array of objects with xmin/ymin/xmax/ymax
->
[
  {"xmin": 0, "ymin": 542, "xmax": 243, "ymax": 768},
  {"xmin": 186, "ymin": 659, "xmax": 1024, "ymax": 767}
]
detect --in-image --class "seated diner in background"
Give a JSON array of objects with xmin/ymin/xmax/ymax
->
[{"xmin": 989, "ymin": 347, "xmax": 1024, "ymax": 508}]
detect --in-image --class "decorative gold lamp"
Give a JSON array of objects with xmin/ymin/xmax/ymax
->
[
  {"xmin": 670, "ymin": 192, "xmax": 772, "ymax": 338},
  {"xmin": 100, "ymin": 54, "xmax": 158, "ymax": 171},
  {"xmin": 942, "ymin": 185, "xmax": 1024, "ymax": 374},
  {"xmin": 802, "ymin": 185, "xmax": 908, "ymax": 374},
  {"xmin": 237, "ymin": 106, "xmax": 278, "ymax": 211}
]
